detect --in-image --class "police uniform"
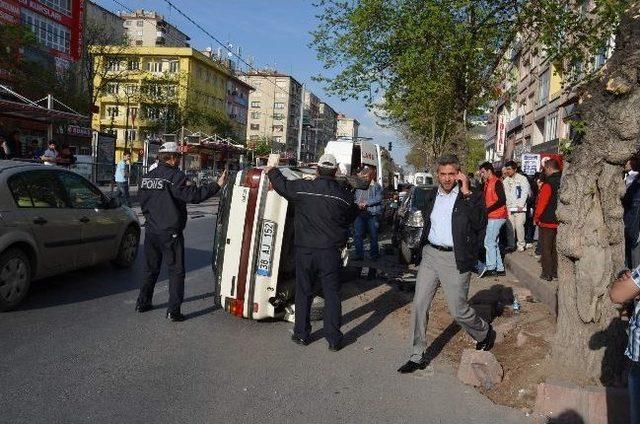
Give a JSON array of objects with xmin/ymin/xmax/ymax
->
[
  {"xmin": 135, "ymin": 155, "xmax": 221, "ymax": 320},
  {"xmin": 266, "ymin": 154, "xmax": 359, "ymax": 350}
]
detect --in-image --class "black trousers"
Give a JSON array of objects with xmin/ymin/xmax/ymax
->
[
  {"xmin": 539, "ymin": 227, "xmax": 558, "ymax": 278},
  {"xmin": 137, "ymin": 231, "xmax": 185, "ymax": 313},
  {"xmin": 294, "ymin": 246, "xmax": 343, "ymax": 345}
]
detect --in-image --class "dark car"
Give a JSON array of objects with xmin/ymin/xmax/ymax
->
[{"xmin": 391, "ymin": 185, "xmax": 434, "ymax": 264}]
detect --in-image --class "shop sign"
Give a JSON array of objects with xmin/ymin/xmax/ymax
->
[
  {"xmin": 521, "ymin": 153, "xmax": 540, "ymax": 176},
  {"xmin": 67, "ymin": 125, "xmax": 92, "ymax": 138},
  {"xmin": 495, "ymin": 115, "xmax": 506, "ymax": 156}
]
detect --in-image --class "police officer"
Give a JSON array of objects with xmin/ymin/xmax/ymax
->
[
  {"xmin": 135, "ymin": 142, "xmax": 227, "ymax": 322},
  {"xmin": 266, "ymin": 154, "xmax": 359, "ymax": 351}
]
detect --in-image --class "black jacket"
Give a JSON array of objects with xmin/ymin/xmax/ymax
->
[
  {"xmin": 140, "ymin": 163, "xmax": 220, "ymax": 234},
  {"xmin": 419, "ymin": 186, "xmax": 487, "ymax": 273},
  {"xmin": 267, "ymin": 168, "xmax": 359, "ymax": 249}
]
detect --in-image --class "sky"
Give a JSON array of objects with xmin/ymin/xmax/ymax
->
[{"xmin": 96, "ymin": 0, "xmax": 408, "ymax": 165}]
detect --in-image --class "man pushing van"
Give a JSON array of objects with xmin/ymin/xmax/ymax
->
[{"xmin": 266, "ymin": 154, "xmax": 358, "ymax": 351}]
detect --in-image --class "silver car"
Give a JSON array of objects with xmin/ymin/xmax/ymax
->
[{"xmin": 0, "ymin": 161, "xmax": 140, "ymax": 311}]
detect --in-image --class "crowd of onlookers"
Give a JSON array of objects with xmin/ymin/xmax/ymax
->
[
  {"xmin": 0, "ymin": 134, "xmax": 77, "ymax": 167},
  {"xmin": 469, "ymin": 158, "xmax": 562, "ymax": 282}
]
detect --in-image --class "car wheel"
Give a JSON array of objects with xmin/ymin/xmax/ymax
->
[
  {"xmin": 0, "ymin": 248, "xmax": 32, "ymax": 312},
  {"xmin": 112, "ymin": 226, "xmax": 140, "ymax": 268},
  {"xmin": 398, "ymin": 240, "xmax": 412, "ymax": 265}
]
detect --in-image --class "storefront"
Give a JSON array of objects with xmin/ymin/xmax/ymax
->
[{"xmin": 0, "ymin": 92, "xmax": 89, "ymax": 158}]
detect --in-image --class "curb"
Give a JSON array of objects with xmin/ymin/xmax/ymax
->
[{"xmin": 504, "ymin": 251, "xmax": 558, "ymax": 317}]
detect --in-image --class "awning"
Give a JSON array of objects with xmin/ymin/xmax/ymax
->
[
  {"xmin": 0, "ymin": 84, "xmax": 89, "ymax": 124},
  {"xmin": 0, "ymin": 98, "xmax": 88, "ymax": 122}
]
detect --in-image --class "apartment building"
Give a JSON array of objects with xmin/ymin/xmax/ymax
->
[
  {"xmin": 486, "ymin": 21, "xmax": 614, "ymax": 164},
  {"xmin": 241, "ymin": 71, "xmax": 303, "ymax": 152},
  {"xmin": 85, "ymin": 0, "xmax": 125, "ymax": 42},
  {"xmin": 120, "ymin": 9, "xmax": 190, "ymax": 47},
  {"xmin": 318, "ymin": 102, "xmax": 338, "ymax": 152},
  {"xmin": 91, "ymin": 46, "xmax": 248, "ymax": 160},
  {"xmin": 301, "ymin": 90, "xmax": 321, "ymax": 161},
  {"xmin": 337, "ymin": 114, "xmax": 360, "ymax": 140}
]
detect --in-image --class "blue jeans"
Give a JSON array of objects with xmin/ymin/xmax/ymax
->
[
  {"xmin": 354, "ymin": 213, "xmax": 379, "ymax": 260},
  {"xmin": 116, "ymin": 181, "xmax": 130, "ymax": 207},
  {"xmin": 484, "ymin": 218, "xmax": 506, "ymax": 271},
  {"xmin": 630, "ymin": 360, "xmax": 640, "ymax": 424}
]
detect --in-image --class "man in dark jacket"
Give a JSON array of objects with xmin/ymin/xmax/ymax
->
[
  {"xmin": 135, "ymin": 142, "xmax": 227, "ymax": 321},
  {"xmin": 534, "ymin": 159, "xmax": 562, "ymax": 281},
  {"xmin": 398, "ymin": 155, "xmax": 496, "ymax": 374},
  {"xmin": 266, "ymin": 154, "xmax": 358, "ymax": 351}
]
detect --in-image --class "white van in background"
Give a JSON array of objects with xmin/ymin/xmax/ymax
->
[
  {"xmin": 414, "ymin": 172, "xmax": 434, "ymax": 187},
  {"xmin": 323, "ymin": 139, "xmax": 395, "ymax": 190}
]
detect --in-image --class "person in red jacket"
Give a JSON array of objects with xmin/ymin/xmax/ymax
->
[
  {"xmin": 534, "ymin": 159, "xmax": 562, "ymax": 281},
  {"xmin": 479, "ymin": 162, "xmax": 508, "ymax": 277}
]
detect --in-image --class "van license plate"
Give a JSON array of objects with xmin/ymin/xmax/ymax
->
[{"xmin": 256, "ymin": 220, "xmax": 276, "ymax": 276}]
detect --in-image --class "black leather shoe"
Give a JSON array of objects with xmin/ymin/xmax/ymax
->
[
  {"xmin": 328, "ymin": 342, "xmax": 342, "ymax": 352},
  {"xmin": 539, "ymin": 273, "xmax": 553, "ymax": 282},
  {"xmin": 166, "ymin": 311, "xmax": 186, "ymax": 322},
  {"xmin": 476, "ymin": 325, "xmax": 497, "ymax": 351},
  {"xmin": 397, "ymin": 360, "xmax": 427, "ymax": 374},
  {"xmin": 496, "ymin": 270, "xmax": 506, "ymax": 277},
  {"xmin": 135, "ymin": 304, "xmax": 152, "ymax": 313},
  {"xmin": 291, "ymin": 334, "xmax": 309, "ymax": 346}
]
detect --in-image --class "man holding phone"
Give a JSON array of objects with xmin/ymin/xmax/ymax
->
[{"xmin": 398, "ymin": 154, "xmax": 495, "ymax": 374}]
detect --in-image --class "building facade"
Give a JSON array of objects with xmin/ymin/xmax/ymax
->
[
  {"xmin": 120, "ymin": 9, "xmax": 189, "ymax": 48},
  {"xmin": 85, "ymin": 0, "xmax": 123, "ymax": 42},
  {"xmin": 337, "ymin": 113, "xmax": 359, "ymax": 140},
  {"xmin": 486, "ymin": 20, "xmax": 614, "ymax": 164},
  {"xmin": 91, "ymin": 46, "xmax": 247, "ymax": 161},
  {"xmin": 241, "ymin": 71, "xmax": 303, "ymax": 154},
  {"xmin": 1, "ymin": 0, "xmax": 86, "ymax": 68},
  {"xmin": 317, "ymin": 102, "xmax": 337, "ymax": 154},
  {"xmin": 301, "ymin": 90, "xmax": 320, "ymax": 162},
  {"xmin": 225, "ymin": 76, "xmax": 252, "ymax": 145}
]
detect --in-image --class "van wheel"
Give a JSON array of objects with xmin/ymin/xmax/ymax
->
[
  {"xmin": 112, "ymin": 226, "xmax": 139, "ymax": 268},
  {"xmin": 0, "ymin": 249, "xmax": 32, "ymax": 312}
]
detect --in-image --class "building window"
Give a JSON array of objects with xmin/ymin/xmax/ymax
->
[
  {"xmin": 125, "ymin": 129, "xmax": 138, "ymax": 142},
  {"xmin": 167, "ymin": 60, "xmax": 179, "ymax": 73},
  {"xmin": 136, "ymin": 20, "xmax": 144, "ymax": 27},
  {"xmin": 165, "ymin": 85, "xmax": 177, "ymax": 98},
  {"xmin": 273, "ymin": 136, "xmax": 283, "ymax": 144},
  {"xmin": 124, "ymin": 21, "xmax": 131, "ymax": 27},
  {"xmin": 251, "ymin": 101, "xmax": 261, "ymax": 108},
  {"xmin": 123, "ymin": 84, "xmax": 138, "ymax": 95},
  {"xmin": 538, "ymin": 69, "xmax": 550, "ymax": 106},
  {"xmin": 128, "ymin": 59, "xmax": 140, "ymax": 70},
  {"xmin": 106, "ymin": 106, "xmax": 119, "ymax": 117},
  {"xmin": 21, "ymin": 9, "xmax": 71, "ymax": 54},
  {"xmin": 274, "ymin": 102, "xmax": 285, "ymax": 109},
  {"xmin": 544, "ymin": 113, "xmax": 558, "ymax": 142},
  {"xmin": 135, "ymin": 40, "xmax": 143, "ymax": 46},
  {"xmin": 250, "ymin": 124, "xmax": 260, "ymax": 130},
  {"xmin": 105, "ymin": 82, "xmax": 119, "ymax": 95},
  {"xmin": 145, "ymin": 106, "xmax": 161, "ymax": 120},
  {"xmin": 273, "ymin": 125, "xmax": 284, "ymax": 132},
  {"xmin": 273, "ymin": 113, "xmax": 284, "ymax": 120},
  {"xmin": 146, "ymin": 61, "xmax": 163, "ymax": 72},
  {"xmin": 251, "ymin": 112, "xmax": 261, "ymax": 119}
]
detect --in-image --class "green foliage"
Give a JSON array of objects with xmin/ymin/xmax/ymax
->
[
  {"xmin": 312, "ymin": 0, "xmax": 631, "ymax": 163},
  {"xmin": 254, "ymin": 136, "xmax": 272, "ymax": 156}
]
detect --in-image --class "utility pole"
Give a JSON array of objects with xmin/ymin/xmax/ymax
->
[
  {"xmin": 46, "ymin": 94, "xmax": 53, "ymax": 141},
  {"xmin": 180, "ymin": 125, "xmax": 186, "ymax": 170},
  {"xmin": 124, "ymin": 96, "xmax": 130, "ymax": 154},
  {"xmin": 297, "ymin": 83, "xmax": 305, "ymax": 163}
]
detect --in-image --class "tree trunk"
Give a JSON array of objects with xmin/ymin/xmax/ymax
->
[{"xmin": 553, "ymin": 6, "xmax": 640, "ymax": 386}]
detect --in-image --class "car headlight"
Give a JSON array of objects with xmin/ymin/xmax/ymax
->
[{"xmin": 405, "ymin": 210, "xmax": 424, "ymax": 227}]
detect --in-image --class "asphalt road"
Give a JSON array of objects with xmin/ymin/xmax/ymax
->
[{"xmin": 1, "ymin": 203, "xmax": 528, "ymax": 424}]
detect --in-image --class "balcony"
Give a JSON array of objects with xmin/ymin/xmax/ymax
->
[{"xmin": 507, "ymin": 115, "xmax": 523, "ymax": 133}]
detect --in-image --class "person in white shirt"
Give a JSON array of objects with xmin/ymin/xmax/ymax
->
[
  {"xmin": 503, "ymin": 161, "xmax": 531, "ymax": 252},
  {"xmin": 625, "ymin": 157, "xmax": 639, "ymax": 188}
]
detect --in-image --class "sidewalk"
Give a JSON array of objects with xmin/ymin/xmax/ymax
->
[{"xmin": 504, "ymin": 250, "xmax": 558, "ymax": 316}]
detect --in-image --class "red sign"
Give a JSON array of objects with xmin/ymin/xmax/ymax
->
[
  {"xmin": 0, "ymin": 0, "xmax": 19, "ymax": 23},
  {"xmin": 495, "ymin": 114, "xmax": 506, "ymax": 156},
  {"xmin": 71, "ymin": 0, "xmax": 83, "ymax": 61}
]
